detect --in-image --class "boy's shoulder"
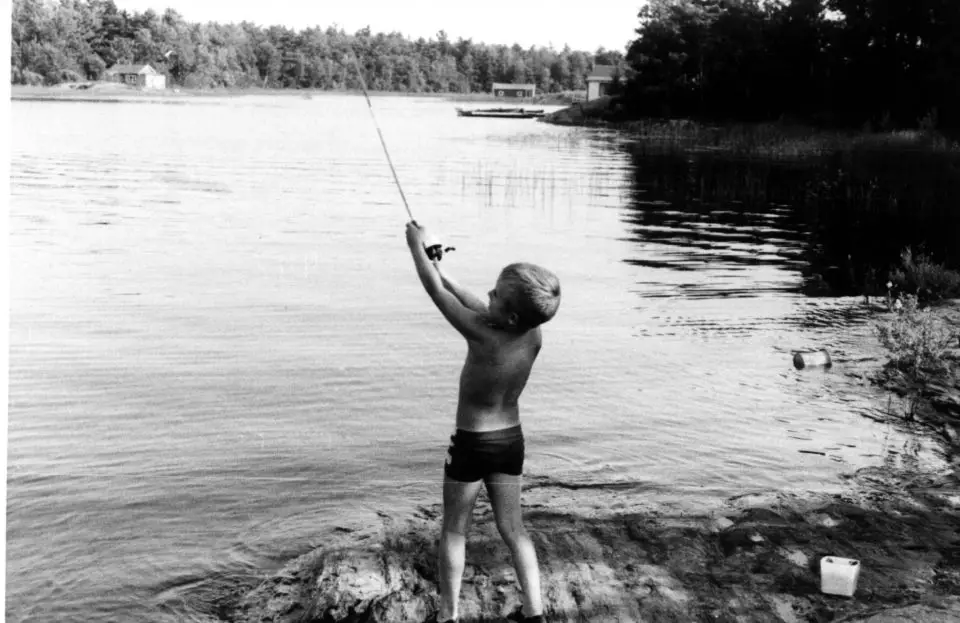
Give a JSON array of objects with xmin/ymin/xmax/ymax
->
[{"xmin": 481, "ymin": 324, "xmax": 542, "ymax": 351}]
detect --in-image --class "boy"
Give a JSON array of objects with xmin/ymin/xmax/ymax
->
[{"xmin": 405, "ymin": 221, "xmax": 561, "ymax": 623}]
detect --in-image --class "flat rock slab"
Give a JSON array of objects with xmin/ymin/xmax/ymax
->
[{"xmin": 222, "ymin": 470, "xmax": 960, "ymax": 623}]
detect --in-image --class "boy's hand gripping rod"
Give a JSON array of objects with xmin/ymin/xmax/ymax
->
[{"xmin": 350, "ymin": 53, "xmax": 454, "ymax": 261}]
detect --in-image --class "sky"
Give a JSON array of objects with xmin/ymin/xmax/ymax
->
[{"xmin": 113, "ymin": 0, "xmax": 644, "ymax": 52}]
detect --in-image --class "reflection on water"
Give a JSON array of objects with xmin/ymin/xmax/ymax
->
[
  {"xmin": 619, "ymin": 146, "xmax": 960, "ymax": 298},
  {"xmin": 8, "ymin": 97, "xmax": 952, "ymax": 622}
]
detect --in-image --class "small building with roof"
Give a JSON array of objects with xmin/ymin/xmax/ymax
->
[
  {"xmin": 491, "ymin": 82, "xmax": 536, "ymax": 98},
  {"xmin": 586, "ymin": 65, "xmax": 619, "ymax": 101},
  {"xmin": 104, "ymin": 64, "xmax": 166, "ymax": 89}
]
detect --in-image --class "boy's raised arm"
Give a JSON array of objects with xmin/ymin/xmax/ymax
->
[
  {"xmin": 436, "ymin": 265, "xmax": 488, "ymax": 314},
  {"xmin": 406, "ymin": 222, "xmax": 486, "ymax": 341}
]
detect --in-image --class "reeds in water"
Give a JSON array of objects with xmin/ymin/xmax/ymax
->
[
  {"xmin": 623, "ymin": 127, "xmax": 960, "ymax": 295},
  {"xmin": 619, "ymin": 119, "xmax": 960, "ymax": 159}
]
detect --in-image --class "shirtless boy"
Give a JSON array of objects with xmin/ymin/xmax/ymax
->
[{"xmin": 405, "ymin": 221, "xmax": 561, "ymax": 623}]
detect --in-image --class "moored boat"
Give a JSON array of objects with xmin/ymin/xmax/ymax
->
[{"xmin": 455, "ymin": 107, "xmax": 545, "ymax": 119}]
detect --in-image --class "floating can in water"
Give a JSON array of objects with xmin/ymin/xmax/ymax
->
[
  {"xmin": 793, "ymin": 349, "xmax": 832, "ymax": 369},
  {"xmin": 820, "ymin": 556, "xmax": 860, "ymax": 596}
]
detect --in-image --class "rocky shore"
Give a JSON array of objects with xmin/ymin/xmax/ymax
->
[
  {"xmin": 215, "ymin": 466, "xmax": 959, "ymax": 623},
  {"xmin": 200, "ymin": 301, "xmax": 960, "ymax": 623}
]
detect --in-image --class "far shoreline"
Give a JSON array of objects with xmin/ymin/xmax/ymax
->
[{"xmin": 10, "ymin": 83, "xmax": 580, "ymax": 106}]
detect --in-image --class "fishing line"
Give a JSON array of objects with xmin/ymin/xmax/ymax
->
[
  {"xmin": 350, "ymin": 52, "xmax": 452, "ymax": 259},
  {"xmin": 350, "ymin": 53, "xmax": 414, "ymax": 221}
]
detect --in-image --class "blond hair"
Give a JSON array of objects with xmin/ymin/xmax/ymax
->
[{"xmin": 499, "ymin": 263, "xmax": 561, "ymax": 329}]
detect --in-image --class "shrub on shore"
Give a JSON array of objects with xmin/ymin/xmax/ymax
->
[
  {"xmin": 888, "ymin": 248, "xmax": 960, "ymax": 303},
  {"xmin": 874, "ymin": 250, "xmax": 959, "ymax": 378},
  {"xmin": 875, "ymin": 294, "xmax": 956, "ymax": 377}
]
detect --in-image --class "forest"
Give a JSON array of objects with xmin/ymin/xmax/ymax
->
[
  {"xmin": 623, "ymin": 0, "xmax": 960, "ymax": 131},
  {"xmin": 10, "ymin": 0, "xmax": 619, "ymax": 93},
  {"xmin": 11, "ymin": 0, "xmax": 960, "ymax": 131}
]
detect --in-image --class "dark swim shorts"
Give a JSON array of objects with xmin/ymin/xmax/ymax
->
[{"xmin": 444, "ymin": 425, "xmax": 525, "ymax": 482}]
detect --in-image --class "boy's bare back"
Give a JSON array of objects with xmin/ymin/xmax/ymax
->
[
  {"xmin": 456, "ymin": 325, "xmax": 542, "ymax": 432},
  {"xmin": 404, "ymin": 221, "xmax": 560, "ymax": 431}
]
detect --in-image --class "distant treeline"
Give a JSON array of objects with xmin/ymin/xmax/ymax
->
[
  {"xmin": 15, "ymin": 0, "xmax": 959, "ymax": 131},
  {"xmin": 623, "ymin": 0, "xmax": 960, "ymax": 131},
  {"xmin": 11, "ymin": 0, "xmax": 621, "ymax": 92}
]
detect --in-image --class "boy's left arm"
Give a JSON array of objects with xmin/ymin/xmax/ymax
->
[
  {"xmin": 406, "ymin": 222, "xmax": 486, "ymax": 342},
  {"xmin": 435, "ymin": 264, "xmax": 488, "ymax": 314}
]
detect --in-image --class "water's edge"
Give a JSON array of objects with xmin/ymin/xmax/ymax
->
[
  {"xmin": 218, "ymin": 469, "xmax": 960, "ymax": 623},
  {"xmin": 197, "ymin": 304, "xmax": 960, "ymax": 622}
]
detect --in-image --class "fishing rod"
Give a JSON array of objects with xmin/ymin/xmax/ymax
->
[{"xmin": 349, "ymin": 52, "xmax": 452, "ymax": 261}]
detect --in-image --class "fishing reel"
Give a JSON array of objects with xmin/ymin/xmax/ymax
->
[
  {"xmin": 424, "ymin": 232, "xmax": 456, "ymax": 261},
  {"xmin": 413, "ymin": 221, "xmax": 455, "ymax": 261}
]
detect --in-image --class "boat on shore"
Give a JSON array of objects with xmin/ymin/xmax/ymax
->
[{"xmin": 455, "ymin": 106, "xmax": 545, "ymax": 119}]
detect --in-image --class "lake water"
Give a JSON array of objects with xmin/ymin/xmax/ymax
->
[{"xmin": 8, "ymin": 94, "xmax": 947, "ymax": 622}]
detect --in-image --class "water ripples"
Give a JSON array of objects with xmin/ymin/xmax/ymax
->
[{"xmin": 9, "ymin": 95, "xmax": 947, "ymax": 623}]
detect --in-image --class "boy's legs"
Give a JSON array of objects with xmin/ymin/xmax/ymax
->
[
  {"xmin": 484, "ymin": 472, "xmax": 543, "ymax": 618},
  {"xmin": 438, "ymin": 475, "xmax": 483, "ymax": 621}
]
